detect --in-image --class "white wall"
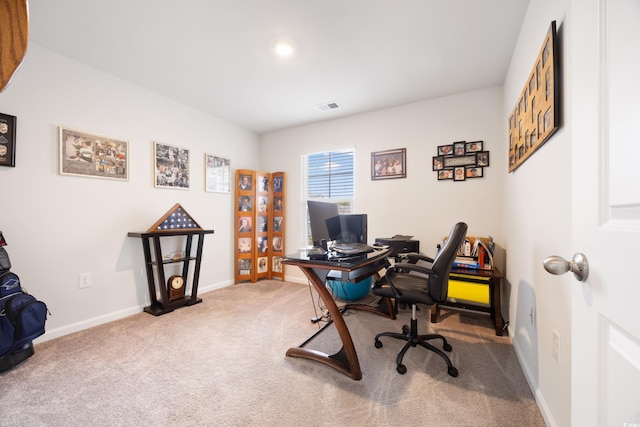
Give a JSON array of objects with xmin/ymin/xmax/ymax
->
[
  {"xmin": 259, "ymin": 86, "xmax": 507, "ymax": 288},
  {"xmin": 0, "ymin": 44, "xmax": 260, "ymax": 340},
  {"xmin": 502, "ymin": 0, "xmax": 571, "ymax": 426}
]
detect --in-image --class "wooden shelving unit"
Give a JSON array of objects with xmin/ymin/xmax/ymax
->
[
  {"xmin": 235, "ymin": 170, "xmax": 285, "ymax": 283},
  {"xmin": 128, "ymin": 204, "xmax": 214, "ymax": 315}
]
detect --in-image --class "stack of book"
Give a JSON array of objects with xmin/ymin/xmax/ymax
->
[
  {"xmin": 453, "ymin": 256, "xmax": 481, "ymax": 269},
  {"xmin": 448, "ymin": 236, "xmax": 494, "ymax": 270}
]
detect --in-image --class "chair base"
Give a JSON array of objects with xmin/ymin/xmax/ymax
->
[{"xmin": 374, "ymin": 306, "xmax": 458, "ymax": 377}]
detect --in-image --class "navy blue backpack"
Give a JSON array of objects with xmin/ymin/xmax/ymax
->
[{"xmin": 0, "ymin": 249, "xmax": 49, "ymax": 359}]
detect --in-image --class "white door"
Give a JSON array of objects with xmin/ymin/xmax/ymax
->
[{"xmin": 570, "ymin": 0, "xmax": 640, "ymax": 425}]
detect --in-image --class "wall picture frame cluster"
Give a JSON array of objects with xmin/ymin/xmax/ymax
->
[
  {"xmin": 508, "ymin": 21, "xmax": 559, "ymax": 172},
  {"xmin": 433, "ymin": 140, "xmax": 489, "ymax": 181}
]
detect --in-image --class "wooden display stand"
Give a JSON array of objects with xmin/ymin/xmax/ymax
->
[
  {"xmin": 235, "ymin": 170, "xmax": 285, "ymax": 283},
  {"xmin": 128, "ymin": 204, "xmax": 214, "ymax": 315}
]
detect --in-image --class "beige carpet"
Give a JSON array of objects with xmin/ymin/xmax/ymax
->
[{"xmin": 0, "ymin": 280, "xmax": 545, "ymax": 426}]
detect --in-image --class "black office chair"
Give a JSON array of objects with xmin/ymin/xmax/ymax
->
[{"xmin": 372, "ymin": 222, "xmax": 467, "ymax": 376}]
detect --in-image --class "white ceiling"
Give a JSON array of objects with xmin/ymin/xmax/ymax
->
[{"xmin": 27, "ymin": 0, "xmax": 530, "ymax": 135}]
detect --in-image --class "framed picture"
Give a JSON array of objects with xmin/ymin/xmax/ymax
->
[
  {"xmin": 438, "ymin": 144, "xmax": 453, "ymax": 156},
  {"xmin": 238, "ymin": 196, "xmax": 252, "ymax": 212},
  {"xmin": 257, "ymin": 174, "xmax": 269, "ymax": 193},
  {"xmin": 454, "ymin": 167, "xmax": 466, "ymax": 181},
  {"xmin": 59, "ymin": 126, "xmax": 128, "ymax": 180},
  {"xmin": 238, "ymin": 174, "xmax": 252, "ymax": 191},
  {"xmin": 257, "ymin": 257, "xmax": 268, "ymax": 273},
  {"xmin": 453, "ymin": 141, "xmax": 466, "ymax": 156},
  {"xmin": 154, "ymin": 141, "xmax": 190, "ymax": 189},
  {"xmin": 477, "ymin": 151, "xmax": 490, "ymax": 167},
  {"xmin": 432, "ymin": 156, "xmax": 444, "ymax": 171},
  {"xmin": 238, "ymin": 238, "xmax": 252, "ymax": 253},
  {"xmin": 0, "ymin": 113, "xmax": 16, "ymax": 167},
  {"xmin": 205, "ymin": 154, "xmax": 230, "ymax": 193},
  {"xmin": 257, "ymin": 196, "xmax": 269, "ymax": 212},
  {"xmin": 258, "ymin": 236, "xmax": 269, "ymax": 253},
  {"xmin": 273, "ymin": 176, "xmax": 283, "ymax": 192},
  {"xmin": 465, "ymin": 141, "xmax": 483, "ymax": 153},
  {"xmin": 371, "ymin": 148, "xmax": 406, "ymax": 180},
  {"xmin": 238, "ymin": 217, "xmax": 252, "ymax": 233},
  {"xmin": 465, "ymin": 167, "xmax": 483, "ymax": 178},
  {"xmin": 438, "ymin": 169, "xmax": 453, "ymax": 180},
  {"xmin": 257, "ymin": 216, "xmax": 268, "ymax": 232},
  {"xmin": 508, "ymin": 21, "xmax": 559, "ymax": 172}
]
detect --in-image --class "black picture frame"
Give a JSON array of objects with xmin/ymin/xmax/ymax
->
[
  {"xmin": 433, "ymin": 140, "xmax": 490, "ymax": 182},
  {"xmin": 433, "ymin": 156, "xmax": 444, "ymax": 171},
  {"xmin": 453, "ymin": 141, "xmax": 466, "ymax": 156},
  {"xmin": 0, "ymin": 113, "xmax": 17, "ymax": 167},
  {"xmin": 438, "ymin": 144, "xmax": 453, "ymax": 156},
  {"xmin": 465, "ymin": 167, "xmax": 483, "ymax": 179},
  {"xmin": 477, "ymin": 151, "xmax": 490, "ymax": 167},
  {"xmin": 453, "ymin": 167, "xmax": 466, "ymax": 181},
  {"xmin": 465, "ymin": 141, "xmax": 483, "ymax": 153},
  {"xmin": 438, "ymin": 169, "xmax": 453, "ymax": 180}
]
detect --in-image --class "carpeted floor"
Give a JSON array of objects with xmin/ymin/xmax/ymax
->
[{"xmin": 0, "ymin": 280, "xmax": 545, "ymax": 426}]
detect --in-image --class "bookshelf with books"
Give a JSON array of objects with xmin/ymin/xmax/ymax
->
[
  {"xmin": 433, "ymin": 235, "xmax": 506, "ymax": 335},
  {"xmin": 234, "ymin": 170, "xmax": 285, "ymax": 283}
]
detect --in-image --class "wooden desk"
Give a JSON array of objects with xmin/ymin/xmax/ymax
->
[
  {"xmin": 431, "ymin": 267, "xmax": 506, "ymax": 336},
  {"xmin": 282, "ymin": 248, "xmax": 392, "ymax": 380}
]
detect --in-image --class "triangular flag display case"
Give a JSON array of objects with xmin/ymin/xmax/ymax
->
[
  {"xmin": 235, "ymin": 170, "xmax": 285, "ymax": 283},
  {"xmin": 128, "ymin": 204, "xmax": 214, "ymax": 315}
]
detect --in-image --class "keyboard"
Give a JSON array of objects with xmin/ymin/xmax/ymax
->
[
  {"xmin": 306, "ymin": 247, "xmax": 327, "ymax": 259},
  {"xmin": 331, "ymin": 243, "xmax": 374, "ymax": 255}
]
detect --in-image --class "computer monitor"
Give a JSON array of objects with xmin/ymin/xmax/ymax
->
[
  {"xmin": 337, "ymin": 214, "xmax": 368, "ymax": 244},
  {"xmin": 324, "ymin": 213, "xmax": 368, "ymax": 244},
  {"xmin": 307, "ymin": 200, "xmax": 340, "ymax": 247}
]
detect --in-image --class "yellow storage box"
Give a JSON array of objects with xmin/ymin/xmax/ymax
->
[{"xmin": 447, "ymin": 273, "xmax": 490, "ymax": 305}]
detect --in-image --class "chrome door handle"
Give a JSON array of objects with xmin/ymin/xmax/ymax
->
[{"xmin": 543, "ymin": 253, "xmax": 589, "ymax": 282}]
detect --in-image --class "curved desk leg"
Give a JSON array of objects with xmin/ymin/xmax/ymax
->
[{"xmin": 286, "ymin": 267, "xmax": 362, "ymax": 380}]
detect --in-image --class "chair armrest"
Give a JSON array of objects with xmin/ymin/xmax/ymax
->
[
  {"xmin": 390, "ymin": 262, "xmax": 434, "ymax": 277},
  {"xmin": 383, "ymin": 262, "xmax": 441, "ymax": 296},
  {"xmin": 398, "ymin": 252, "xmax": 434, "ymax": 264}
]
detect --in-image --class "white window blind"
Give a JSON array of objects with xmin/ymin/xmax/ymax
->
[{"xmin": 302, "ymin": 148, "xmax": 354, "ymax": 245}]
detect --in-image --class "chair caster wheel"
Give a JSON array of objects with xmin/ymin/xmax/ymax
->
[
  {"xmin": 443, "ymin": 343, "xmax": 453, "ymax": 352},
  {"xmin": 448, "ymin": 366, "xmax": 459, "ymax": 377},
  {"xmin": 375, "ymin": 340, "xmax": 383, "ymax": 349},
  {"xmin": 402, "ymin": 325, "xmax": 410, "ymax": 335},
  {"xmin": 397, "ymin": 364, "xmax": 407, "ymax": 375}
]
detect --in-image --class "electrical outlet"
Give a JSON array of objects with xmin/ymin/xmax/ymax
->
[
  {"xmin": 553, "ymin": 330, "xmax": 560, "ymax": 362},
  {"xmin": 78, "ymin": 272, "xmax": 92, "ymax": 289}
]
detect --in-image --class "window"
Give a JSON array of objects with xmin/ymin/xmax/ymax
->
[{"xmin": 302, "ymin": 149, "xmax": 354, "ymax": 245}]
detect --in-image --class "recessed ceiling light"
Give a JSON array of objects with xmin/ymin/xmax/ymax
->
[{"xmin": 273, "ymin": 40, "xmax": 295, "ymax": 57}]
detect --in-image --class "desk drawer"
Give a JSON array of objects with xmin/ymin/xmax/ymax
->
[{"xmin": 447, "ymin": 276, "xmax": 490, "ymax": 305}]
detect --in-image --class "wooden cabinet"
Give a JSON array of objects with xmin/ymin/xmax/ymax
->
[{"xmin": 235, "ymin": 170, "xmax": 285, "ymax": 283}]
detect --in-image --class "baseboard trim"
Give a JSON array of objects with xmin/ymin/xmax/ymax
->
[
  {"xmin": 511, "ymin": 332, "xmax": 556, "ymax": 427},
  {"xmin": 35, "ymin": 280, "xmax": 234, "ymax": 345}
]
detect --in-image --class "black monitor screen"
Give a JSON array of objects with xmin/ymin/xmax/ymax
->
[
  {"xmin": 338, "ymin": 214, "xmax": 368, "ymax": 244},
  {"xmin": 307, "ymin": 201, "xmax": 340, "ymax": 247}
]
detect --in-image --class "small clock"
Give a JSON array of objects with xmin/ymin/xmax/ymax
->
[{"xmin": 167, "ymin": 275, "xmax": 186, "ymax": 301}]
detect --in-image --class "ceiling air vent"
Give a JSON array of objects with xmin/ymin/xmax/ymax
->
[{"xmin": 317, "ymin": 102, "xmax": 340, "ymax": 111}]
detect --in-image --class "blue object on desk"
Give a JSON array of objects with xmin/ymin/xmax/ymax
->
[{"xmin": 327, "ymin": 276, "xmax": 373, "ymax": 301}]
